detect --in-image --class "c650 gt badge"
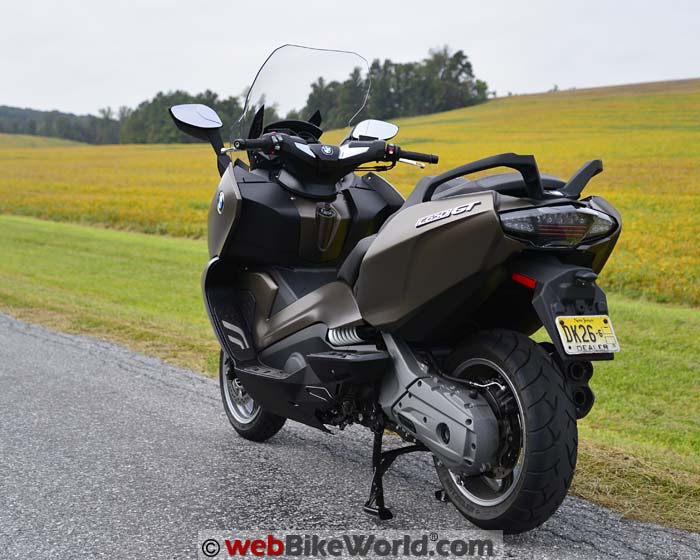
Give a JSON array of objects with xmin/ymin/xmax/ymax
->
[{"xmin": 415, "ymin": 201, "xmax": 481, "ymax": 228}]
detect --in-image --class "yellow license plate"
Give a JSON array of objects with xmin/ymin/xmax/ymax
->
[{"xmin": 555, "ymin": 315, "xmax": 620, "ymax": 355}]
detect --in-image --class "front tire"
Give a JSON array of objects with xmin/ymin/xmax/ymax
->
[
  {"xmin": 219, "ymin": 351, "xmax": 286, "ymax": 442},
  {"xmin": 434, "ymin": 330, "xmax": 577, "ymax": 534}
]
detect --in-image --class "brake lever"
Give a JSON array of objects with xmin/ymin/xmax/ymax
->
[
  {"xmin": 220, "ymin": 147, "xmax": 240, "ymax": 154},
  {"xmin": 398, "ymin": 158, "xmax": 426, "ymax": 169}
]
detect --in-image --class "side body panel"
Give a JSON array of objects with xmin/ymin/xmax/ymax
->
[
  {"xmin": 208, "ymin": 164, "xmax": 242, "ymax": 258},
  {"xmin": 355, "ymin": 192, "xmax": 525, "ymax": 330}
]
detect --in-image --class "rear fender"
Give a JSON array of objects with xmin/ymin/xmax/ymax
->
[{"xmin": 512, "ymin": 257, "xmax": 614, "ymax": 363}]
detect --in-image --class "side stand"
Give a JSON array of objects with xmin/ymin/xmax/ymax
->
[{"xmin": 363, "ymin": 428, "xmax": 427, "ymax": 520}]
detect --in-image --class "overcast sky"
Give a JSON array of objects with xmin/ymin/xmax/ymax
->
[{"xmin": 2, "ymin": 0, "xmax": 699, "ymax": 115}]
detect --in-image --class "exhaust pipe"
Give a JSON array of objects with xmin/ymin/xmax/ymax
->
[
  {"xmin": 567, "ymin": 361, "xmax": 593, "ymax": 383},
  {"xmin": 572, "ymin": 386, "xmax": 595, "ymax": 419}
]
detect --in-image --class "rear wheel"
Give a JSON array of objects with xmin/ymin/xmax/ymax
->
[
  {"xmin": 434, "ymin": 330, "xmax": 577, "ymax": 534},
  {"xmin": 219, "ymin": 351, "xmax": 286, "ymax": 442}
]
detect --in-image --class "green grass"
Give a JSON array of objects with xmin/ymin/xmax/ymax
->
[
  {"xmin": 0, "ymin": 214, "xmax": 218, "ymax": 374},
  {"xmin": 0, "ymin": 132, "xmax": 84, "ymax": 148},
  {"xmin": 0, "ymin": 214, "xmax": 698, "ymax": 531}
]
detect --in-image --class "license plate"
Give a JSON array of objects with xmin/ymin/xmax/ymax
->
[{"xmin": 555, "ymin": 315, "xmax": 620, "ymax": 355}]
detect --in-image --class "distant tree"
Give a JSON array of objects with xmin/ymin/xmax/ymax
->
[
  {"xmin": 366, "ymin": 59, "xmax": 396, "ymax": 119},
  {"xmin": 297, "ymin": 46, "xmax": 490, "ymax": 127},
  {"xmin": 0, "ymin": 105, "xmax": 119, "ymax": 144},
  {"xmin": 119, "ymin": 90, "xmax": 242, "ymax": 144}
]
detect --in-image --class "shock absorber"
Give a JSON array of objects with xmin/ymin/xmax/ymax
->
[{"xmin": 327, "ymin": 326, "xmax": 364, "ymax": 346}]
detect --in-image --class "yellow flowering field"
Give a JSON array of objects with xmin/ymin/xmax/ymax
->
[{"xmin": 1, "ymin": 79, "xmax": 698, "ymax": 304}]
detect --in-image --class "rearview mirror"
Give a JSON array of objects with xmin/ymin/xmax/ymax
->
[
  {"xmin": 349, "ymin": 119, "xmax": 399, "ymax": 141},
  {"xmin": 169, "ymin": 104, "xmax": 228, "ymax": 176},
  {"xmin": 170, "ymin": 103, "xmax": 223, "ymax": 140}
]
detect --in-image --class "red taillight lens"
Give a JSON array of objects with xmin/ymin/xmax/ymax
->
[{"xmin": 500, "ymin": 205, "xmax": 616, "ymax": 248}]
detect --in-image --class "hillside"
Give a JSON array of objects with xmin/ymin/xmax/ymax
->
[
  {"xmin": 0, "ymin": 78, "xmax": 699, "ymax": 304},
  {"xmin": 0, "ymin": 132, "xmax": 84, "ymax": 148}
]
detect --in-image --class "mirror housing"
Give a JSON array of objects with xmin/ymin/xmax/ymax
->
[
  {"xmin": 169, "ymin": 104, "xmax": 229, "ymax": 177},
  {"xmin": 348, "ymin": 119, "xmax": 399, "ymax": 141},
  {"xmin": 169, "ymin": 104, "xmax": 223, "ymax": 140}
]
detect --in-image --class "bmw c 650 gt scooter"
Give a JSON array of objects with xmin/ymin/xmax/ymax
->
[{"xmin": 169, "ymin": 45, "xmax": 621, "ymax": 533}]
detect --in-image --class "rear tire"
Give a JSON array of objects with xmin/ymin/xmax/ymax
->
[
  {"xmin": 219, "ymin": 351, "xmax": 286, "ymax": 442},
  {"xmin": 434, "ymin": 330, "xmax": 577, "ymax": 534}
]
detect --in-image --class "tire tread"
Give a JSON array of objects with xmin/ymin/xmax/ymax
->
[{"xmin": 436, "ymin": 329, "xmax": 578, "ymax": 534}]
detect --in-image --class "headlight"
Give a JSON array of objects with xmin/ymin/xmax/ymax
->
[{"xmin": 500, "ymin": 205, "xmax": 616, "ymax": 248}]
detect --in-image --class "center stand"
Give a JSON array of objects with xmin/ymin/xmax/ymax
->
[{"xmin": 363, "ymin": 416, "xmax": 427, "ymax": 520}]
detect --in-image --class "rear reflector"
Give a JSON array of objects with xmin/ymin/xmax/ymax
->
[{"xmin": 512, "ymin": 272, "xmax": 537, "ymax": 289}]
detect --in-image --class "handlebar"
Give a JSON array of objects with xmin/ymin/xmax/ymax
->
[{"xmin": 231, "ymin": 134, "xmax": 439, "ymax": 167}]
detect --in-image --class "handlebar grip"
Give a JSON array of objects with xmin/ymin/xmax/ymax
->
[
  {"xmin": 232, "ymin": 137, "xmax": 272, "ymax": 150},
  {"xmin": 399, "ymin": 149, "xmax": 439, "ymax": 164}
]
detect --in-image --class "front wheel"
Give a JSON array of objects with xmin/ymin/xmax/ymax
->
[
  {"xmin": 434, "ymin": 330, "xmax": 577, "ymax": 534},
  {"xmin": 219, "ymin": 351, "xmax": 286, "ymax": 442}
]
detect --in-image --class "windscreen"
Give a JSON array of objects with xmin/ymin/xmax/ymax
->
[{"xmin": 231, "ymin": 45, "xmax": 370, "ymax": 144}]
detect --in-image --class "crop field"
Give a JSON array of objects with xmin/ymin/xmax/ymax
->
[{"xmin": 1, "ymin": 79, "xmax": 699, "ymax": 305}]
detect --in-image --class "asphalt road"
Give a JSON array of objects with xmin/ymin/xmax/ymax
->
[{"xmin": 1, "ymin": 313, "xmax": 698, "ymax": 559}]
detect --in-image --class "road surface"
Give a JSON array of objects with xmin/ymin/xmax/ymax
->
[{"xmin": 1, "ymin": 313, "xmax": 698, "ymax": 559}]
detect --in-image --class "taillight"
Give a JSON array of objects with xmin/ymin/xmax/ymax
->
[{"xmin": 500, "ymin": 205, "xmax": 616, "ymax": 248}]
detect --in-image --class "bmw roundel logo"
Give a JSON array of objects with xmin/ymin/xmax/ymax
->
[
  {"xmin": 217, "ymin": 191, "xmax": 225, "ymax": 214},
  {"xmin": 321, "ymin": 145, "xmax": 333, "ymax": 155}
]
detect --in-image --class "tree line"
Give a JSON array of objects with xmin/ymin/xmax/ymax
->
[
  {"xmin": 0, "ymin": 47, "xmax": 490, "ymax": 145},
  {"xmin": 0, "ymin": 105, "xmax": 121, "ymax": 144},
  {"xmin": 292, "ymin": 47, "xmax": 490, "ymax": 130}
]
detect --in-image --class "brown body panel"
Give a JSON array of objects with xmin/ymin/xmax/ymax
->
[
  {"xmin": 356, "ymin": 192, "xmax": 525, "ymax": 329},
  {"xmin": 246, "ymin": 276, "xmax": 362, "ymax": 349}
]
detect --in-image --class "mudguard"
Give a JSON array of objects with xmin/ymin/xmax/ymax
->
[{"xmin": 512, "ymin": 257, "xmax": 614, "ymax": 363}]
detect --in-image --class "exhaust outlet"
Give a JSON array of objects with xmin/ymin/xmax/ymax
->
[
  {"xmin": 572, "ymin": 386, "xmax": 595, "ymax": 419},
  {"xmin": 567, "ymin": 361, "xmax": 593, "ymax": 383}
]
